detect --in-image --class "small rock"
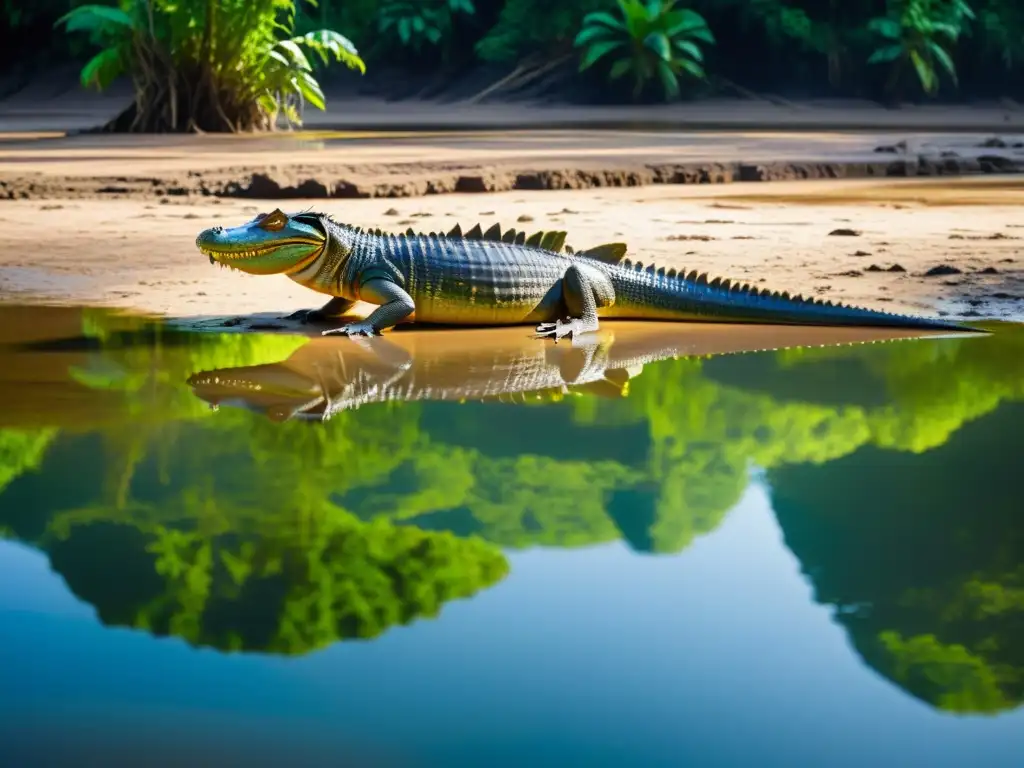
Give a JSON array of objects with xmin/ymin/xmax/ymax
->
[
  {"xmin": 828, "ymin": 228, "xmax": 862, "ymax": 236},
  {"xmin": 887, "ymin": 264, "xmax": 907, "ymax": 273},
  {"xmin": 852, "ymin": 250, "xmax": 871, "ymax": 256},
  {"xmin": 383, "ymin": 208, "xmax": 400, "ymax": 216},
  {"xmin": 866, "ymin": 264, "xmax": 884, "ymax": 272},
  {"xmin": 979, "ymin": 266, "xmax": 1000, "ymax": 274},
  {"xmin": 979, "ymin": 136, "xmax": 1008, "ymax": 148},
  {"xmin": 838, "ymin": 270, "xmax": 863, "ymax": 277},
  {"xmin": 924, "ymin": 265, "xmax": 963, "ymax": 277},
  {"xmin": 992, "ymin": 292, "xmax": 1017, "ymax": 299},
  {"xmin": 517, "ymin": 214, "xmax": 534, "ymax": 222}
]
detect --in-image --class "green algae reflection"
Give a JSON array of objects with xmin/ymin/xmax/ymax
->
[{"xmin": 1, "ymin": 306, "xmax": 1023, "ymax": 715}]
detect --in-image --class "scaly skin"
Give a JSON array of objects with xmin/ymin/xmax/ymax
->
[{"xmin": 195, "ymin": 208, "xmax": 979, "ymax": 339}]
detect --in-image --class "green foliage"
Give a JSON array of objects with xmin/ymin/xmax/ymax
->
[
  {"xmin": 0, "ymin": 428, "xmax": 59, "ymax": 495},
  {"xmin": 877, "ymin": 631, "xmax": 1016, "ymax": 713},
  {"xmin": 475, "ymin": 0, "xmax": 606, "ymax": 62},
  {"xmin": 377, "ymin": 0, "xmax": 475, "ymax": 53},
  {"xmin": 54, "ymin": 0, "xmax": 365, "ymax": 132},
  {"xmin": 47, "ymin": 509, "xmax": 509, "ymax": 654},
  {"xmin": 866, "ymin": 0, "xmax": 975, "ymax": 95},
  {"xmin": 574, "ymin": 0, "xmax": 715, "ymax": 100},
  {"xmin": 17, "ymin": 0, "xmax": 1024, "ymax": 105}
]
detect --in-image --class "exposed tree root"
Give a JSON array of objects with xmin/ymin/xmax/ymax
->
[{"xmin": 465, "ymin": 54, "xmax": 572, "ymax": 104}]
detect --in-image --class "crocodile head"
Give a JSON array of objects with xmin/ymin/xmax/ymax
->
[{"xmin": 195, "ymin": 209, "xmax": 327, "ymax": 275}]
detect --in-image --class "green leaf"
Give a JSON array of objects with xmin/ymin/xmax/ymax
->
[
  {"xmin": 867, "ymin": 44, "xmax": 905, "ymax": 64},
  {"xmin": 657, "ymin": 60, "xmax": 680, "ymax": 100},
  {"xmin": 673, "ymin": 39, "xmax": 703, "ymax": 62},
  {"xmin": 299, "ymin": 30, "xmax": 366, "ymax": 74},
  {"xmin": 581, "ymin": 11, "xmax": 627, "ymax": 31},
  {"xmin": 579, "ymin": 40, "xmax": 626, "ymax": 71},
  {"xmin": 574, "ymin": 25, "xmax": 615, "ymax": 48},
  {"xmin": 276, "ymin": 40, "xmax": 312, "ymax": 71},
  {"xmin": 267, "ymin": 49, "xmax": 292, "ymax": 68},
  {"xmin": 930, "ymin": 22, "xmax": 960, "ymax": 39},
  {"xmin": 257, "ymin": 93, "xmax": 279, "ymax": 117},
  {"xmin": 867, "ymin": 18, "xmax": 902, "ymax": 39},
  {"xmin": 676, "ymin": 56, "xmax": 705, "ymax": 79},
  {"xmin": 928, "ymin": 40, "xmax": 958, "ymax": 81},
  {"xmin": 79, "ymin": 47, "xmax": 122, "ymax": 91},
  {"xmin": 55, "ymin": 5, "xmax": 134, "ymax": 34},
  {"xmin": 910, "ymin": 49, "xmax": 937, "ymax": 93},
  {"xmin": 294, "ymin": 70, "xmax": 327, "ymax": 111},
  {"xmin": 609, "ymin": 58, "xmax": 633, "ymax": 80},
  {"xmin": 667, "ymin": 18, "xmax": 714, "ymax": 44},
  {"xmin": 644, "ymin": 32, "xmax": 672, "ymax": 62},
  {"xmin": 669, "ymin": 9, "xmax": 708, "ymax": 31}
]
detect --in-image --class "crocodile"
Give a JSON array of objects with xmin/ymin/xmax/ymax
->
[
  {"xmin": 186, "ymin": 322, "xmax": 958, "ymax": 422},
  {"xmin": 194, "ymin": 208, "xmax": 978, "ymax": 340}
]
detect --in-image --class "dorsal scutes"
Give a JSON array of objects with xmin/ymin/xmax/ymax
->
[
  {"xmin": 380, "ymin": 219, "xmax": 635, "ymax": 261},
  {"xmin": 578, "ymin": 243, "xmax": 628, "ymax": 264}
]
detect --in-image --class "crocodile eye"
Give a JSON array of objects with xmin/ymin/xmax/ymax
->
[{"xmin": 258, "ymin": 209, "xmax": 288, "ymax": 232}]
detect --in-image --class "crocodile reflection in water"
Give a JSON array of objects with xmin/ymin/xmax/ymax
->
[{"xmin": 186, "ymin": 322, "xmax": 959, "ymax": 421}]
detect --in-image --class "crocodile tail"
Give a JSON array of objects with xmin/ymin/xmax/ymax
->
[{"xmin": 616, "ymin": 258, "xmax": 979, "ymax": 333}]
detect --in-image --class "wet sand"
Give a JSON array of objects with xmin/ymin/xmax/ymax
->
[{"xmin": 1, "ymin": 176, "xmax": 1021, "ymax": 324}]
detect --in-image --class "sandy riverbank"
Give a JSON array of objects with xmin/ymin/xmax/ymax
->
[
  {"xmin": 2, "ymin": 128, "xmax": 1024, "ymax": 201},
  {"xmin": 1, "ymin": 176, "xmax": 1021, "ymax": 324}
]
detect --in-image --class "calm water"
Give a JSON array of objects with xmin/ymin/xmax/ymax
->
[{"xmin": 1, "ymin": 304, "xmax": 1023, "ymax": 767}]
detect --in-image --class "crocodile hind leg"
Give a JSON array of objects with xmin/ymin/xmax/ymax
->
[{"xmin": 536, "ymin": 263, "xmax": 615, "ymax": 341}]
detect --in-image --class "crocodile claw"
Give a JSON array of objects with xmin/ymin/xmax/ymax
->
[
  {"xmin": 322, "ymin": 321, "xmax": 378, "ymax": 338},
  {"xmin": 535, "ymin": 319, "xmax": 584, "ymax": 342}
]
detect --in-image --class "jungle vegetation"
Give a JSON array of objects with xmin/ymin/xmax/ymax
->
[
  {"xmin": 1, "ymin": 0, "xmax": 1022, "ymax": 131},
  {"xmin": 1, "ymin": 307, "xmax": 1023, "ymax": 716}
]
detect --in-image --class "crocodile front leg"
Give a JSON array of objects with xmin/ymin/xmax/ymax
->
[
  {"xmin": 536, "ymin": 263, "xmax": 615, "ymax": 342},
  {"xmin": 286, "ymin": 296, "xmax": 357, "ymax": 324},
  {"xmin": 322, "ymin": 278, "xmax": 415, "ymax": 337}
]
